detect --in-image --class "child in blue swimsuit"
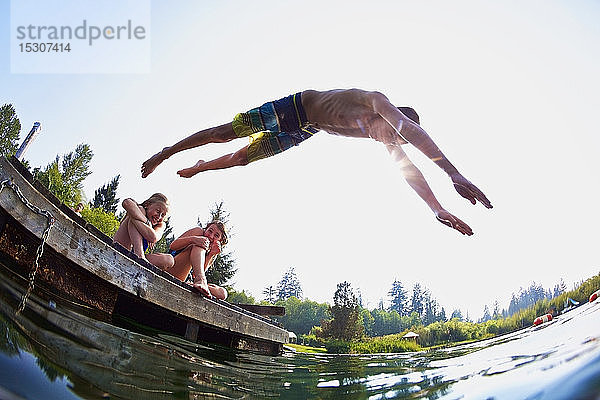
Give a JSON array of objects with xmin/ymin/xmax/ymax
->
[{"xmin": 113, "ymin": 193, "xmax": 174, "ymax": 269}]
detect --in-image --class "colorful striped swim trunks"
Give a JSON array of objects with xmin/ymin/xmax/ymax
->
[{"xmin": 232, "ymin": 92, "xmax": 320, "ymax": 163}]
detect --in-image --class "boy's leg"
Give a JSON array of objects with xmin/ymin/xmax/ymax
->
[
  {"xmin": 177, "ymin": 146, "xmax": 249, "ymax": 178},
  {"xmin": 141, "ymin": 122, "xmax": 237, "ymax": 178}
]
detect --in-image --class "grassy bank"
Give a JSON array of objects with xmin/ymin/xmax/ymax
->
[
  {"xmin": 285, "ymin": 344, "xmax": 327, "ymax": 354},
  {"xmin": 300, "ymin": 272, "xmax": 600, "ymax": 354}
]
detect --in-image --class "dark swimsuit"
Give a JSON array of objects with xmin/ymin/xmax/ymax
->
[
  {"xmin": 231, "ymin": 92, "xmax": 320, "ymax": 163},
  {"xmin": 170, "ymin": 249, "xmax": 183, "ymax": 257}
]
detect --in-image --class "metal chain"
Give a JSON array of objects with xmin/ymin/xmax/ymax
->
[{"xmin": 0, "ymin": 179, "xmax": 55, "ymax": 314}]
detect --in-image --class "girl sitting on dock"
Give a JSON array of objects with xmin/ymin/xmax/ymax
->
[
  {"xmin": 113, "ymin": 193, "xmax": 174, "ymax": 270},
  {"xmin": 166, "ymin": 220, "xmax": 228, "ymax": 299}
]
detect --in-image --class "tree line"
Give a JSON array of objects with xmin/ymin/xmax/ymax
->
[
  {"xmin": 479, "ymin": 280, "xmax": 568, "ymax": 323},
  {"xmin": 258, "ymin": 266, "xmax": 581, "ymax": 352}
]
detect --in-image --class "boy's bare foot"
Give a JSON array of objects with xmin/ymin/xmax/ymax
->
[
  {"xmin": 177, "ymin": 160, "xmax": 205, "ymax": 178},
  {"xmin": 141, "ymin": 147, "xmax": 169, "ymax": 178}
]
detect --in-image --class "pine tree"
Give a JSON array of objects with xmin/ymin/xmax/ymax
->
[
  {"xmin": 262, "ymin": 285, "xmax": 275, "ymax": 303},
  {"xmin": 481, "ymin": 305, "xmax": 491, "ymax": 322},
  {"xmin": 92, "ymin": 175, "xmax": 120, "ymax": 214},
  {"xmin": 410, "ymin": 283, "xmax": 424, "ymax": 316},
  {"xmin": 388, "ymin": 280, "xmax": 408, "ymax": 316},
  {"xmin": 450, "ymin": 309, "xmax": 463, "ymax": 321},
  {"xmin": 153, "ymin": 218, "xmax": 175, "ymax": 254},
  {"xmin": 439, "ymin": 307, "xmax": 447, "ymax": 322},
  {"xmin": 0, "ymin": 104, "xmax": 21, "ymax": 157},
  {"xmin": 492, "ymin": 300, "xmax": 501, "ymax": 319},
  {"xmin": 322, "ymin": 281, "xmax": 363, "ymax": 340},
  {"xmin": 276, "ymin": 267, "xmax": 303, "ymax": 300},
  {"xmin": 422, "ymin": 290, "xmax": 439, "ymax": 325},
  {"xmin": 203, "ymin": 201, "xmax": 236, "ymax": 286}
]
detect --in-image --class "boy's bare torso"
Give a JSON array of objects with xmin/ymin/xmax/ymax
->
[{"xmin": 301, "ymin": 88, "xmax": 400, "ymax": 144}]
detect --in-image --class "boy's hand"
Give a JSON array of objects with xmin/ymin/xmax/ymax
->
[
  {"xmin": 451, "ymin": 174, "xmax": 492, "ymax": 209},
  {"xmin": 435, "ymin": 209, "xmax": 473, "ymax": 236}
]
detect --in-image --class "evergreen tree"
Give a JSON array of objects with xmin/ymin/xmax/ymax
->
[
  {"xmin": 388, "ymin": 280, "xmax": 408, "ymax": 316},
  {"xmin": 492, "ymin": 300, "xmax": 501, "ymax": 319},
  {"xmin": 439, "ymin": 307, "xmax": 447, "ymax": 322},
  {"xmin": 422, "ymin": 290, "xmax": 439, "ymax": 325},
  {"xmin": 507, "ymin": 280, "xmax": 563, "ymax": 316},
  {"xmin": 0, "ymin": 104, "xmax": 21, "ymax": 157},
  {"xmin": 481, "ymin": 305, "xmax": 491, "ymax": 322},
  {"xmin": 553, "ymin": 279, "xmax": 567, "ymax": 298},
  {"xmin": 450, "ymin": 309, "xmax": 463, "ymax": 321},
  {"xmin": 152, "ymin": 218, "xmax": 175, "ymax": 254},
  {"xmin": 356, "ymin": 288, "xmax": 364, "ymax": 308},
  {"xmin": 205, "ymin": 245, "xmax": 236, "ymax": 285},
  {"xmin": 410, "ymin": 283, "xmax": 424, "ymax": 316},
  {"xmin": 276, "ymin": 267, "xmax": 303, "ymax": 300},
  {"xmin": 321, "ymin": 281, "xmax": 363, "ymax": 340},
  {"xmin": 92, "ymin": 175, "xmax": 120, "ymax": 214},
  {"xmin": 263, "ymin": 285, "xmax": 276, "ymax": 303},
  {"xmin": 559, "ymin": 278, "xmax": 567, "ymax": 293},
  {"xmin": 203, "ymin": 201, "xmax": 237, "ymax": 285}
]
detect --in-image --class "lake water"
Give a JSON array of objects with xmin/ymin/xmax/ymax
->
[{"xmin": 1, "ymin": 270, "xmax": 600, "ymax": 400}]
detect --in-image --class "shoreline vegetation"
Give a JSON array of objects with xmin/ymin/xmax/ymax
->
[{"xmin": 286, "ymin": 273, "xmax": 600, "ymax": 354}]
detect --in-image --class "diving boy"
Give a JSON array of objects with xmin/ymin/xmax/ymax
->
[{"xmin": 141, "ymin": 89, "xmax": 492, "ymax": 235}]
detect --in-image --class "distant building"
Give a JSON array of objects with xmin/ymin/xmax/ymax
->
[
  {"xmin": 402, "ymin": 331, "xmax": 419, "ymax": 342},
  {"xmin": 288, "ymin": 331, "xmax": 297, "ymax": 344}
]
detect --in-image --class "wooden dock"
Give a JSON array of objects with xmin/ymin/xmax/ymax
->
[{"xmin": 0, "ymin": 156, "xmax": 288, "ymax": 355}]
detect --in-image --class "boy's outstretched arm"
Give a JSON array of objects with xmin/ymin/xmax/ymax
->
[
  {"xmin": 372, "ymin": 94, "xmax": 492, "ymax": 209},
  {"xmin": 386, "ymin": 144, "xmax": 474, "ymax": 236}
]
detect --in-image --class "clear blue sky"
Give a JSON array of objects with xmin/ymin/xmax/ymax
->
[{"xmin": 2, "ymin": 0, "xmax": 599, "ymax": 320}]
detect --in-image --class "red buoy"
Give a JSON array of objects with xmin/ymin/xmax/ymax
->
[
  {"xmin": 533, "ymin": 313, "xmax": 553, "ymax": 326},
  {"xmin": 589, "ymin": 290, "xmax": 600, "ymax": 303}
]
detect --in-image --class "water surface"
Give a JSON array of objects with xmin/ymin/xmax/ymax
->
[{"xmin": 1, "ymin": 267, "xmax": 600, "ymax": 399}]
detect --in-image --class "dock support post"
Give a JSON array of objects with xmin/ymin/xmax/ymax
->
[{"xmin": 185, "ymin": 321, "xmax": 199, "ymax": 342}]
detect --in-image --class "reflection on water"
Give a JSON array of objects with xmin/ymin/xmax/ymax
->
[{"xmin": 1, "ymin": 266, "xmax": 600, "ymax": 399}]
